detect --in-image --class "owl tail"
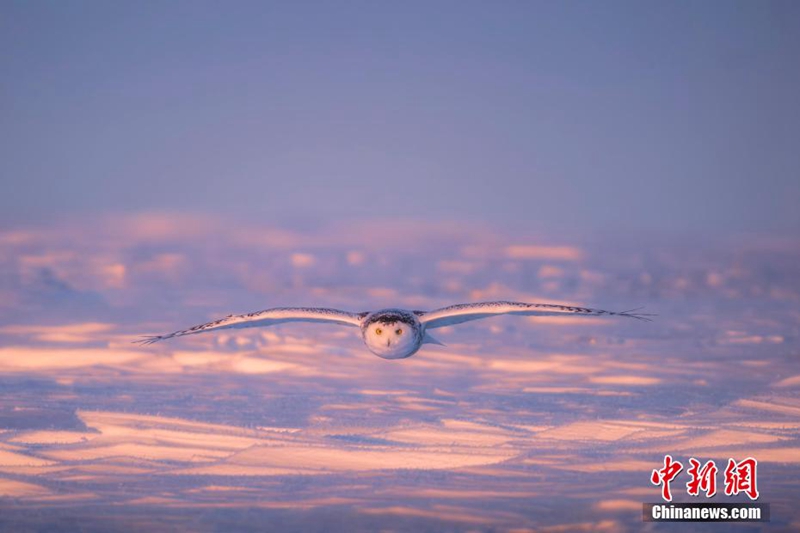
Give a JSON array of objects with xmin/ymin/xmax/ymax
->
[{"xmin": 423, "ymin": 332, "xmax": 445, "ymax": 346}]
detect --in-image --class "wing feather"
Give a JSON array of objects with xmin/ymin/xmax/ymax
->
[
  {"xmin": 420, "ymin": 301, "xmax": 653, "ymax": 329},
  {"xmin": 135, "ymin": 307, "xmax": 363, "ymax": 344}
]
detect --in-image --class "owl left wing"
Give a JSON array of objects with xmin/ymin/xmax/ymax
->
[
  {"xmin": 135, "ymin": 307, "xmax": 364, "ymax": 345},
  {"xmin": 420, "ymin": 301, "xmax": 653, "ymax": 329}
]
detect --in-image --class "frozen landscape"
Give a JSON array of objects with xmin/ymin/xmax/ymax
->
[
  {"xmin": 3, "ymin": 1, "xmax": 798, "ymax": 530},
  {"xmin": 0, "ymin": 213, "xmax": 797, "ymax": 531}
]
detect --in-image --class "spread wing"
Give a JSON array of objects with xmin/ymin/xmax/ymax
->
[
  {"xmin": 420, "ymin": 301, "xmax": 653, "ymax": 329},
  {"xmin": 135, "ymin": 307, "xmax": 364, "ymax": 345}
]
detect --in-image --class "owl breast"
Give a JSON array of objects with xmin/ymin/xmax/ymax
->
[{"xmin": 360, "ymin": 309, "xmax": 423, "ymax": 359}]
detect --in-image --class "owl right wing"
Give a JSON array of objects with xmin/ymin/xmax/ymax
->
[
  {"xmin": 135, "ymin": 307, "xmax": 365, "ymax": 345},
  {"xmin": 420, "ymin": 301, "xmax": 653, "ymax": 329}
]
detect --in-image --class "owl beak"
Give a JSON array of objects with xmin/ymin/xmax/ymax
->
[{"xmin": 386, "ymin": 339, "xmax": 391, "ymax": 347}]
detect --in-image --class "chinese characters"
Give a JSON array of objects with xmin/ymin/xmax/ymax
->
[{"xmin": 651, "ymin": 456, "xmax": 759, "ymax": 501}]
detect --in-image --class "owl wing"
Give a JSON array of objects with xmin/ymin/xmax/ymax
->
[
  {"xmin": 135, "ymin": 307, "xmax": 365, "ymax": 345},
  {"xmin": 419, "ymin": 301, "xmax": 653, "ymax": 329}
]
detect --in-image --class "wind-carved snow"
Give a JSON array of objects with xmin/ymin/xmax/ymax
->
[{"xmin": 0, "ymin": 214, "xmax": 798, "ymax": 531}]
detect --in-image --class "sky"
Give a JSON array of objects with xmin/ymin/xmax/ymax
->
[{"xmin": 2, "ymin": 0, "xmax": 799, "ymax": 233}]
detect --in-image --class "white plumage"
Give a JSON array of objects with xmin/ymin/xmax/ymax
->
[{"xmin": 137, "ymin": 301, "xmax": 652, "ymax": 360}]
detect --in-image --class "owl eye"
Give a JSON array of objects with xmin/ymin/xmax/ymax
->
[
  {"xmin": 395, "ymin": 329, "xmax": 403, "ymax": 335},
  {"xmin": 375, "ymin": 328, "xmax": 383, "ymax": 335}
]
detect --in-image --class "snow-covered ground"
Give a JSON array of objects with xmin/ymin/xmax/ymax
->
[{"xmin": 0, "ymin": 213, "xmax": 798, "ymax": 531}]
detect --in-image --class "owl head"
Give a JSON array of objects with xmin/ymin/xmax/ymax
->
[{"xmin": 361, "ymin": 310, "xmax": 422, "ymax": 359}]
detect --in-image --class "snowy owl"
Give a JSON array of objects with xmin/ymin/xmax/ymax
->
[{"xmin": 137, "ymin": 301, "xmax": 652, "ymax": 360}]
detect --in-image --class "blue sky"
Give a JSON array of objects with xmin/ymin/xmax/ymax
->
[{"xmin": 2, "ymin": 1, "xmax": 798, "ymax": 233}]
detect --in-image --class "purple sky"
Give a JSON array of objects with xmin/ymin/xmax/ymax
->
[{"xmin": 2, "ymin": 1, "xmax": 799, "ymax": 233}]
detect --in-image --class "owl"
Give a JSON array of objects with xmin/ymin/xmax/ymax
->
[{"xmin": 137, "ymin": 301, "xmax": 651, "ymax": 360}]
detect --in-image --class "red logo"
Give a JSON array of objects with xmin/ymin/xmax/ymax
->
[
  {"xmin": 650, "ymin": 454, "xmax": 683, "ymax": 502},
  {"xmin": 651, "ymin": 456, "xmax": 759, "ymax": 501},
  {"xmin": 724, "ymin": 457, "xmax": 759, "ymax": 500},
  {"xmin": 686, "ymin": 458, "xmax": 718, "ymax": 498}
]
